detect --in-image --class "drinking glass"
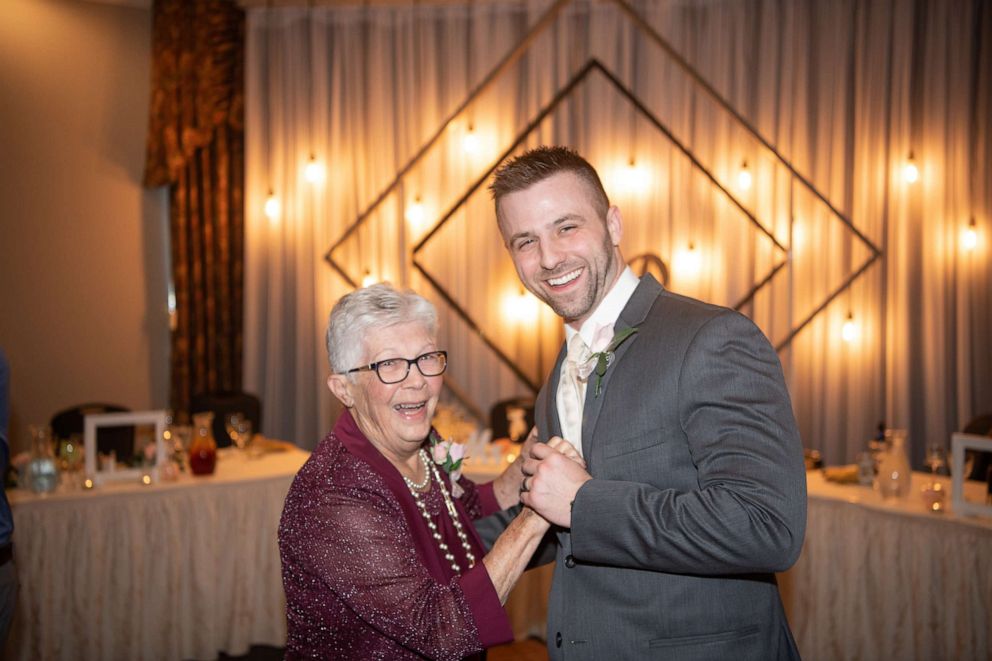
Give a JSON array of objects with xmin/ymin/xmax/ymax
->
[
  {"xmin": 924, "ymin": 442, "xmax": 946, "ymax": 476},
  {"xmin": 233, "ymin": 418, "xmax": 253, "ymax": 452},
  {"xmin": 225, "ymin": 412, "xmax": 245, "ymax": 446}
]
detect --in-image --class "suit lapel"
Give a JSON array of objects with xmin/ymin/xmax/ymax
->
[{"xmin": 580, "ymin": 274, "xmax": 663, "ymax": 458}]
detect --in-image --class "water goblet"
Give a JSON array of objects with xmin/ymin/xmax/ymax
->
[
  {"xmin": 234, "ymin": 418, "xmax": 253, "ymax": 452},
  {"xmin": 225, "ymin": 412, "xmax": 245, "ymax": 446},
  {"xmin": 924, "ymin": 442, "xmax": 946, "ymax": 476}
]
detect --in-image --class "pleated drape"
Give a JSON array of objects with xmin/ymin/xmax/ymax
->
[
  {"xmin": 243, "ymin": 0, "xmax": 990, "ymax": 462},
  {"xmin": 144, "ymin": 0, "xmax": 246, "ymax": 417}
]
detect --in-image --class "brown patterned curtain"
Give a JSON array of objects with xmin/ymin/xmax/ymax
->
[{"xmin": 143, "ymin": 0, "xmax": 245, "ymax": 417}]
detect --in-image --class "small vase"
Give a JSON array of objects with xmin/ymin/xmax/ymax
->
[
  {"xmin": 188, "ymin": 412, "xmax": 217, "ymax": 475},
  {"xmin": 26, "ymin": 425, "xmax": 59, "ymax": 493},
  {"xmin": 875, "ymin": 429, "xmax": 911, "ymax": 499}
]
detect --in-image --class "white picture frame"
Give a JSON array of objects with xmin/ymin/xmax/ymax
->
[
  {"xmin": 950, "ymin": 432, "xmax": 992, "ymax": 518},
  {"xmin": 84, "ymin": 410, "xmax": 168, "ymax": 486}
]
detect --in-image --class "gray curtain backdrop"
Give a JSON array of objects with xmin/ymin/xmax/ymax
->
[{"xmin": 243, "ymin": 0, "xmax": 991, "ymax": 468}]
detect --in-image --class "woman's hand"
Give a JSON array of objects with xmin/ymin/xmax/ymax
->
[{"xmin": 492, "ymin": 428, "xmax": 584, "ymax": 509}]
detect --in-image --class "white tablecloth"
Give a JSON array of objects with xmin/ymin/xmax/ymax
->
[
  {"xmin": 780, "ymin": 471, "xmax": 992, "ymax": 661},
  {"xmin": 5, "ymin": 447, "xmax": 309, "ymax": 661}
]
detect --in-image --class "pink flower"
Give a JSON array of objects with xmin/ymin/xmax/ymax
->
[
  {"xmin": 432, "ymin": 442, "xmax": 449, "ymax": 464},
  {"xmin": 448, "ymin": 442, "xmax": 465, "ymax": 462},
  {"xmin": 589, "ymin": 324, "xmax": 614, "ymax": 353}
]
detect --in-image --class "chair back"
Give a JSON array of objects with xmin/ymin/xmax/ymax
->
[
  {"xmin": 190, "ymin": 391, "xmax": 262, "ymax": 448},
  {"xmin": 489, "ymin": 397, "xmax": 535, "ymax": 443},
  {"xmin": 50, "ymin": 403, "xmax": 134, "ymax": 462},
  {"xmin": 962, "ymin": 413, "xmax": 992, "ymax": 481}
]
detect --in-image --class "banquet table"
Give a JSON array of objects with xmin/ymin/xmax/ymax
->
[
  {"xmin": 780, "ymin": 471, "xmax": 991, "ymax": 661},
  {"xmin": 469, "ymin": 461, "xmax": 992, "ymax": 658},
  {"xmin": 5, "ymin": 446, "xmax": 309, "ymax": 661}
]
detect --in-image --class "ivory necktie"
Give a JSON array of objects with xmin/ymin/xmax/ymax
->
[{"xmin": 557, "ymin": 333, "xmax": 591, "ymax": 456}]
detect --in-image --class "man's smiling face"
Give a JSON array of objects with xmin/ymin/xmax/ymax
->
[{"xmin": 498, "ymin": 171, "xmax": 623, "ymax": 328}]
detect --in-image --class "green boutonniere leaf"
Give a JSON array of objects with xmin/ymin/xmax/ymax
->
[{"xmin": 591, "ymin": 327, "xmax": 639, "ymax": 396}]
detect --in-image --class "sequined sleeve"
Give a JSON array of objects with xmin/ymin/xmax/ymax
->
[
  {"xmin": 283, "ymin": 471, "xmax": 486, "ymax": 660},
  {"xmin": 455, "ymin": 475, "xmax": 501, "ymax": 517}
]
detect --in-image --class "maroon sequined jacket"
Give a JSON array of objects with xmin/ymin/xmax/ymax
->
[{"xmin": 278, "ymin": 410, "xmax": 513, "ymax": 660}]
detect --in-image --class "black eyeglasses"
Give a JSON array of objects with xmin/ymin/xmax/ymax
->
[{"xmin": 344, "ymin": 350, "xmax": 448, "ymax": 384}]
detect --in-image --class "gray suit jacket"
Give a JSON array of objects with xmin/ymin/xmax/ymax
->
[{"xmin": 479, "ymin": 275, "xmax": 806, "ymax": 660}]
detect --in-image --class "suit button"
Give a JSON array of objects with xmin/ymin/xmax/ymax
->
[
  {"xmin": 555, "ymin": 632, "xmax": 562, "ymax": 648},
  {"xmin": 565, "ymin": 555, "xmax": 576, "ymax": 568}
]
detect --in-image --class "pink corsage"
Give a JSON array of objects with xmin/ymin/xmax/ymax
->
[{"xmin": 429, "ymin": 430, "xmax": 465, "ymax": 498}]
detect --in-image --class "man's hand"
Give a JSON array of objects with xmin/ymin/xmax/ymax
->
[
  {"xmin": 520, "ymin": 436, "xmax": 591, "ymax": 527},
  {"xmin": 493, "ymin": 428, "xmax": 585, "ymax": 509}
]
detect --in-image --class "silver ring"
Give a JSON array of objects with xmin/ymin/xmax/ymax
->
[{"xmin": 520, "ymin": 478, "xmax": 530, "ymax": 494}]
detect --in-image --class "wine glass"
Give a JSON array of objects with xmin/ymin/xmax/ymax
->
[
  {"xmin": 924, "ymin": 442, "xmax": 946, "ymax": 476},
  {"xmin": 234, "ymin": 418, "xmax": 253, "ymax": 452},
  {"xmin": 225, "ymin": 412, "xmax": 245, "ymax": 447}
]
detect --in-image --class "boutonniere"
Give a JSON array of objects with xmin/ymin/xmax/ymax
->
[
  {"xmin": 576, "ymin": 326, "xmax": 639, "ymax": 397},
  {"xmin": 429, "ymin": 430, "xmax": 465, "ymax": 497}
]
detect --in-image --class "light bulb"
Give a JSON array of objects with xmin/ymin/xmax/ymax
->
[
  {"xmin": 503, "ymin": 289, "xmax": 539, "ymax": 323},
  {"xmin": 841, "ymin": 313, "xmax": 860, "ymax": 343},
  {"xmin": 673, "ymin": 243, "xmax": 702, "ymax": 277},
  {"xmin": 902, "ymin": 154, "xmax": 919, "ymax": 184},
  {"xmin": 737, "ymin": 161, "xmax": 752, "ymax": 191},
  {"xmin": 264, "ymin": 192, "xmax": 281, "ymax": 221},
  {"xmin": 361, "ymin": 271, "xmax": 377, "ymax": 288},
  {"xmin": 624, "ymin": 158, "xmax": 650, "ymax": 192},
  {"xmin": 792, "ymin": 219, "xmax": 805, "ymax": 250},
  {"xmin": 304, "ymin": 157, "xmax": 325, "ymax": 184},
  {"xmin": 405, "ymin": 198, "xmax": 426, "ymax": 226},
  {"xmin": 962, "ymin": 219, "xmax": 978, "ymax": 251},
  {"xmin": 462, "ymin": 126, "xmax": 480, "ymax": 154}
]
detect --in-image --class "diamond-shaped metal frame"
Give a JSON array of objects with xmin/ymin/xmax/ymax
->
[
  {"xmin": 324, "ymin": 0, "xmax": 882, "ymax": 395},
  {"xmin": 412, "ymin": 58, "xmax": 788, "ymax": 392}
]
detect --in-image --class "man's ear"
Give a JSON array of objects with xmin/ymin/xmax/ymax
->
[
  {"xmin": 606, "ymin": 205, "xmax": 623, "ymax": 246},
  {"xmin": 327, "ymin": 373, "xmax": 355, "ymax": 408}
]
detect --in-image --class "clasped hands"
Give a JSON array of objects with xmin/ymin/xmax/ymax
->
[{"xmin": 517, "ymin": 431, "xmax": 590, "ymax": 528}]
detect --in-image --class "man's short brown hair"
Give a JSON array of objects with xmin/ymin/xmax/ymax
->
[{"xmin": 489, "ymin": 146, "xmax": 610, "ymax": 223}]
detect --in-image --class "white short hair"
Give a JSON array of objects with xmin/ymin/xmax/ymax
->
[{"xmin": 325, "ymin": 283, "xmax": 438, "ymax": 375}]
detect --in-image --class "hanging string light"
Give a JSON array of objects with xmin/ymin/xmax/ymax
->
[
  {"xmin": 302, "ymin": 0, "xmax": 324, "ymax": 186},
  {"xmin": 737, "ymin": 160, "xmax": 752, "ymax": 191},
  {"xmin": 264, "ymin": 189, "xmax": 281, "ymax": 222},
  {"xmin": 624, "ymin": 156, "xmax": 650, "ymax": 192},
  {"xmin": 462, "ymin": 123, "xmax": 480, "ymax": 154},
  {"xmin": 503, "ymin": 288, "xmax": 539, "ymax": 324},
  {"xmin": 304, "ymin": 154, "xmax": 325, "ymax": 183},
  {"xmin": 261, "ymin": 1, "xmax": 280, "ymax": 222},
  {"xmin": 673, "ymin": 243, "xmax": 702, "ymax": 278},
  {"xmin": 405, "ymin": 195, "xmax": 426, "ymax": 226},
  {"xmin": 962, "ymin": 217, "xmax": 978, "ymax": 251},
  {"xmin": 841, "ymin": 311, "xmax": 860, "ymax": 343},
  {"xmin": 902, "ymin": 151, "xmax": 919, "ymax": 184}
]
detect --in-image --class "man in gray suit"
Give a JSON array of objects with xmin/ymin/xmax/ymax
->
[{"xmin": 487, "ymin": 146, "xmax": 806, "ymax": 659}]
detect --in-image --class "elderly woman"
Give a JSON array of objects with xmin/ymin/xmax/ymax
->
[{"xmin": 279, "ymin": 284, "xmax": 576, "ymax": 660}]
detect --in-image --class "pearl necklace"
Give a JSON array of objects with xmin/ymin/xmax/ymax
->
[
  {"xmin": 405, "ymin": 448, "xmax": 477, "ymax": 573},
  {"xmin": 402, "ymin": 449, "xmax": 430, "ymax": 491}
]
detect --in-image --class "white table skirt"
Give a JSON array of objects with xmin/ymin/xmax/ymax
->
[
  {"xmin": 13, "ymin": 450, "xmax": 986, "ymax": 660},
  {"xmin": 5, "ymin": 447, "xmax": 309, "ymax": 661},
  {"xmin": 780, "ymin": 471, "xmax": 992, "ymax": 661},
  {"xmin": 473, "ymin": 466, "xmax": 992, "ymax": 657}
]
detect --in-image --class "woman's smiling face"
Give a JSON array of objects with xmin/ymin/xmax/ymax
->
[{"xmin": 330, "ymin": 321, "xmax": 443, "ymax": 462}]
